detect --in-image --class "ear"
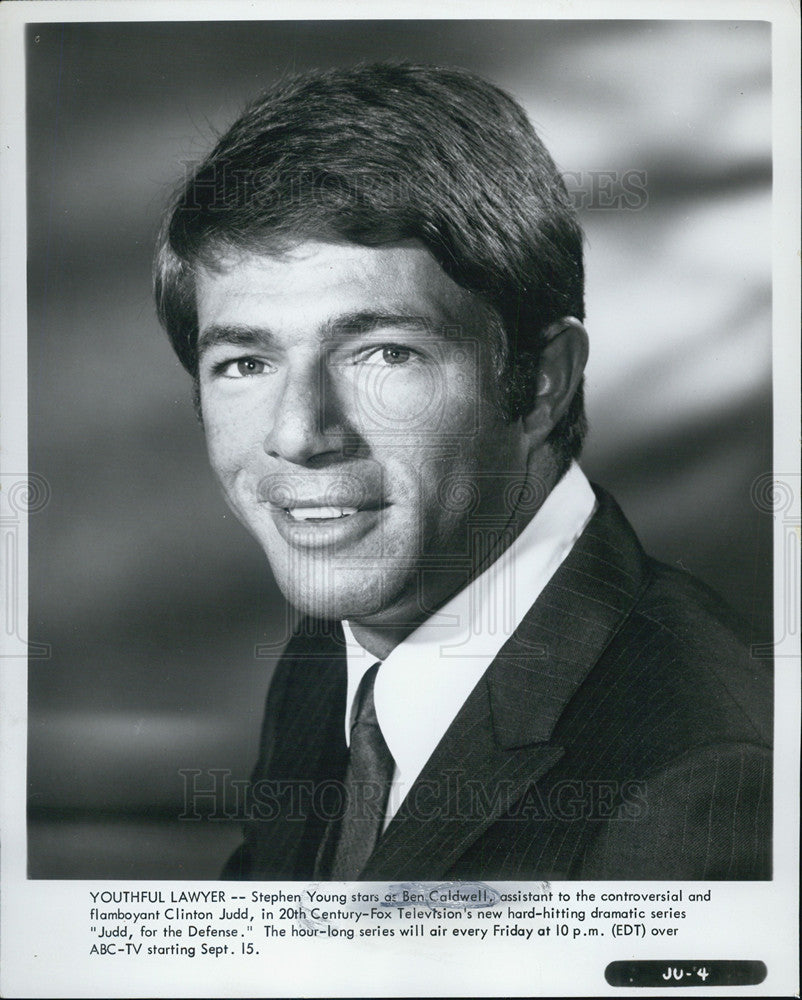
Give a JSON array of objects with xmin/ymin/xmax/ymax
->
[{"xmin": 522, "ymin": 316, "xmax": 588, "ymax": 443}]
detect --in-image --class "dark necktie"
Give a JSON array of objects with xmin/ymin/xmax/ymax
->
[{"xmin": 317, "ymin": 661, "xmax": 394, "ymax": 880}]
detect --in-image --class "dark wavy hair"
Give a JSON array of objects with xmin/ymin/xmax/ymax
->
[{"xmin": 154, "ymin": 62, "xmax": 587, "ymax": 469}]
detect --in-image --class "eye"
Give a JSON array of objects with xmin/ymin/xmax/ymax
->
[
  {"xmin": 216, "ymin": 356, "xmax": 272, "ymax": 378},
  {"xmin": 362, "ymin": 345, "xmax": 415, "ymax": 366}
]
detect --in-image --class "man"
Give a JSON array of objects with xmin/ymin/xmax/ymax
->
[{"xmin": 154, "ymin": 63, "xmax": 771, "ymax": 880}]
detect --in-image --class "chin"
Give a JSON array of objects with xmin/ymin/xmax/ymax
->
[{"xmin": 279, "ymin": 575, "xmax": 396, "ymax": 624}]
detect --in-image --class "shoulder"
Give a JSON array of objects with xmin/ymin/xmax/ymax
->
[
  {"xmin": 256, "ymin": 619, "xmax": 347, "ymax": 750},
  {"xmin": 618, "ymin": 556, "xmax": 771, "ymax": 748},
  {"xmin": 554, "ymin": 491, "xmax": 773, "ymax": 796},
  {"xmin": 556, "ymin": 486, "xmax": 772, "ymax": 755},
  {"xmin": 556, "ymin": 511, "xmax": 773, "ymax": 879}
]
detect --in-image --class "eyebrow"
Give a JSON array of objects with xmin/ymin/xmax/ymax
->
[
  {"xmin": 197, "ymin": 324, "xmax": 268, "ymax": 354},
  {"xmin": 197, "ymin": 311, "xmax": 439, "ymax": 355},
  {"xmin": 322, "ymin": 310, "xmax": 436, "ymax": 338}
]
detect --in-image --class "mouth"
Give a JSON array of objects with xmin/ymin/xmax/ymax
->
[
  {"xmin": 267, "ymin": 499, "xmax": 389, "ymax": 549},
  {"xmin": 258, "ymin": 474, "xmax": 388, "ymax": 546},
  {"xmin": 284, "ymin": 506, "xmax": 360, "ymax": 522}
]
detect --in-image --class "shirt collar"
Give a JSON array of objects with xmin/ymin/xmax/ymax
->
[{"xmin": 342, "ymin": 462, "xmax": 597, "ymax": 792}]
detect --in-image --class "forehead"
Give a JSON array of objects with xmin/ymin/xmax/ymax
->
[{"xmin": 194, "ymin": 240, "xmax": 487, "ymax": 336}]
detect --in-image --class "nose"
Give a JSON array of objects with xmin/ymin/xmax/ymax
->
[{"xmin": 263, "ymin": 359, "xmax": 344, "ymax": 466}]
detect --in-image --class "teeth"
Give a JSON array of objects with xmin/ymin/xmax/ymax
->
[{"xmin": 287, "ymin": 506, "xmax": 359, "ymax": 521}]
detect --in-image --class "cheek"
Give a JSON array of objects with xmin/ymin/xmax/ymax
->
[
  {"xmin": 203, "ymin": 421, "xmax": 237, "ymax": 479},
  {"xmin": 202, "ymin": 399, "xmax": 263, "ymax": 473}
]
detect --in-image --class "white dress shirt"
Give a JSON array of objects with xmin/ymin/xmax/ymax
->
[{"xmin": 342, "ymin": 461, "xmax": 597, "ymax": 827}]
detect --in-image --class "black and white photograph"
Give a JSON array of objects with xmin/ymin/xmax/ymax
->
[{"xmin": 1, "ymin": 3, "xmax": 799, "ymax": 997}]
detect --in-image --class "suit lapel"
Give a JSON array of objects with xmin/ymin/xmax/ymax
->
[
  {"xmin": 360, "ymin": 678, "xmax": 564, "ymax": 880},
  {"xmin": 247, "ymin": 622, "xmax": 348, "ymax": 878},
  {"xmin": 362, "ymin": 487, "xmax": 651, "ymax": 880}
]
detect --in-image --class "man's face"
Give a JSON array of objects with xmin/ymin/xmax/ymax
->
[{"xmin": 196, "ymin": 240, "xmax": 532, "ymax": 626}]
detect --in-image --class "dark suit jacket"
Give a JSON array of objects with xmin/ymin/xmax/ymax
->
[{"xmin": 223, "ymin": 487, "xmax": 772, "ymax": 880}]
